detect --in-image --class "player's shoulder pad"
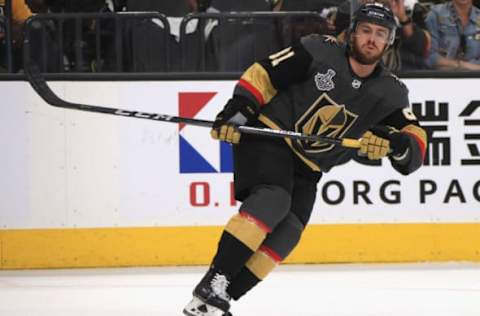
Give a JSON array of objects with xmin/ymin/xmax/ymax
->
[
  {"xmin": 301, "ymin": 34, "xmax": 341, "ymax": 46},
  {"xmin": 322, "ymin": 35, "xmax": 341, "ymax": 46},
  {"xmin": 389, "ymin": 73, "xmax": 409, "ymax": 92},
  {"xmin": 300, "ymin": 34, "xmax": 343, "ymax": 58},
  {"xmin": 380, "ymin": 68, "xmax": 409, "ymax": 93}
]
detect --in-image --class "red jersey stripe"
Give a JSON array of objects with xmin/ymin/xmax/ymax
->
[{"xmin": 238, "ymin": 79, "xmax": 265, "ymax": 106}]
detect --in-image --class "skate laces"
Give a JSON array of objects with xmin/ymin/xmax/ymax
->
[{"xmin": 210, "ymin": 273, "xmax": 231, "ymax": 301}]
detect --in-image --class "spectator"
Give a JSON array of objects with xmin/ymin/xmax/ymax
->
[
  {"xmin": 0, "ymin": 0, "xmax": 33, "ymax": 71},
  {"xmin": 1, "ymin": 0, "xmax": 32, "ymax": 22},
  {"xmin": 382, "ymin": 0, "xmax": 431, "ymax": 71},
  {"xmin": 0, "ymin": 0, "xmax": 57, "ymax": 72},
  {"xmin": 425, "ymin": 0, "xmax": 480, "ymax": 70}
]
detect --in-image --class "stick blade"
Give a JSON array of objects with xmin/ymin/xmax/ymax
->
[{"xmin": 24, "ymin": 62, "xmax": 80, "ymax": 109}]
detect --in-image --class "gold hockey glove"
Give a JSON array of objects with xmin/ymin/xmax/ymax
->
[
  {"xmin": 360, "ymin": 130, "xmax": 390, "ymax": 160},
  {"xmin": 210, "ymin": 96, "xmax": 259, "ymax": 144},
  {"xmin": 211, "ymin": 124, "xmax": 241, "ymax": 144},
  {"xmin": 360, "ymin": 126, "xmax": 411, "ymax": 160}
]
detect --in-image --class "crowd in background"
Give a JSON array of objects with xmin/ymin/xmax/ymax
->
[{"xmin": 1, "ymin": 0, "xmax": 480, "ymax": 73}]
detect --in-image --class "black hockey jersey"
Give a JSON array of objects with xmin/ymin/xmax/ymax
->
[{"xmin": 233, "ymin": 34, "xmax": 427, "ymax": 174}]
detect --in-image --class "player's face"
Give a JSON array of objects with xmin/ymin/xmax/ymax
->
[{"xmin": 351, "ymin": 22, "xmax": 390, "ymax": 65}]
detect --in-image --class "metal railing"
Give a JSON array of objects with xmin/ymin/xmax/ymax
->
[
  {"xmin": 4, "ymin": 10, "xmax": 480, "ymax": 79},
  {"xmin": 23, "ymin": 12, "xmax": 171, "ymax": 73},
  {"xmin": 179, "ymin": 11, "xmax": 328, "ymax": 72},
  {"xmin": 21, "ymin": 11, "xmax": 329, "ymax": 74}
]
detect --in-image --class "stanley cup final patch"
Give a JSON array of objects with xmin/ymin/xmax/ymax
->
[{"xmin": 315, "ymin": 69, "xmax": 336, "ymax": 91}]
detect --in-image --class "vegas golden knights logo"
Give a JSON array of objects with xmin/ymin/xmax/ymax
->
[{"xmin": 295, "ymin": 93, "xmax": 358, "ymax": 153}]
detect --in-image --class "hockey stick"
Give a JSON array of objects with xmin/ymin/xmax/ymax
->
[{"xmin": 24, "ymin": 63, "xmax": 361, "ymax": 148}]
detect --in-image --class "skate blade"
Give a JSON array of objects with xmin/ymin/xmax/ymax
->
[{"xmin": 183, "ymin": 296, "xmax": 226, "ymax": 316}]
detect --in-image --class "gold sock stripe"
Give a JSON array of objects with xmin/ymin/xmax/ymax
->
[
  {"xmin": 245, "ymin": 248, "xmax": 278, "ymax": 280},
  {"xmin": 240, "ymin": 63, "xmax": 278, "ymax": 105},
  {"xmin": 224, "ymin": 214, "xmax": 267, "ymax": 251}
]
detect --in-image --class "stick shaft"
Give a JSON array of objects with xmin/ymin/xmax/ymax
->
[{"xmin": 24, "ymin": 63, "xmax": 361, "ymax": 148}]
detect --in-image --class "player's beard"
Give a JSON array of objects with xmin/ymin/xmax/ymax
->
[{"xmin": 350, "ymin": 36, "xmax": 385, "ymax": 65}]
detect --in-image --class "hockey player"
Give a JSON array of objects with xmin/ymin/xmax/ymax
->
[{"xmin": 183, "ymin": 3, "xmax": 427, "ymax": 316}]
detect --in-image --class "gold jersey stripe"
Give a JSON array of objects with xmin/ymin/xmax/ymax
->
[
  {"xmin": 245, "ymin": 249, "xmax": 278, "ymax": 280},
  {"xmin": 241, "ymin": 63, "xmax": 278, "ymax": 105},
  {"xmin": 225, "ymin": 213, "xmax": 267, "ymax": 251},
  {"xmin": 258, "ymin": 114, "xmax": 321, "ymax": 171}
]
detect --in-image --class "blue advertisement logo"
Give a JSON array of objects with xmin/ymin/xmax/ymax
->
[{"xmin": 178, "ymin": 92, "xmax": 233, "ymax": 174}]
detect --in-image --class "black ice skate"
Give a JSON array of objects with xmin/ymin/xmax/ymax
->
[{"xmin": 183, "ymin": 268, "xmax": 232, "ymax": 316}]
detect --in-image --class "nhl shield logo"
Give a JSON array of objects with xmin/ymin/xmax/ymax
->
[
  {"xmin": 314, "ymin": 69, "xmax": 336, "ymax": 91},
  {"xmin": 352, "ymin": 79, "xmax": 362, "ymax": 89}
]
